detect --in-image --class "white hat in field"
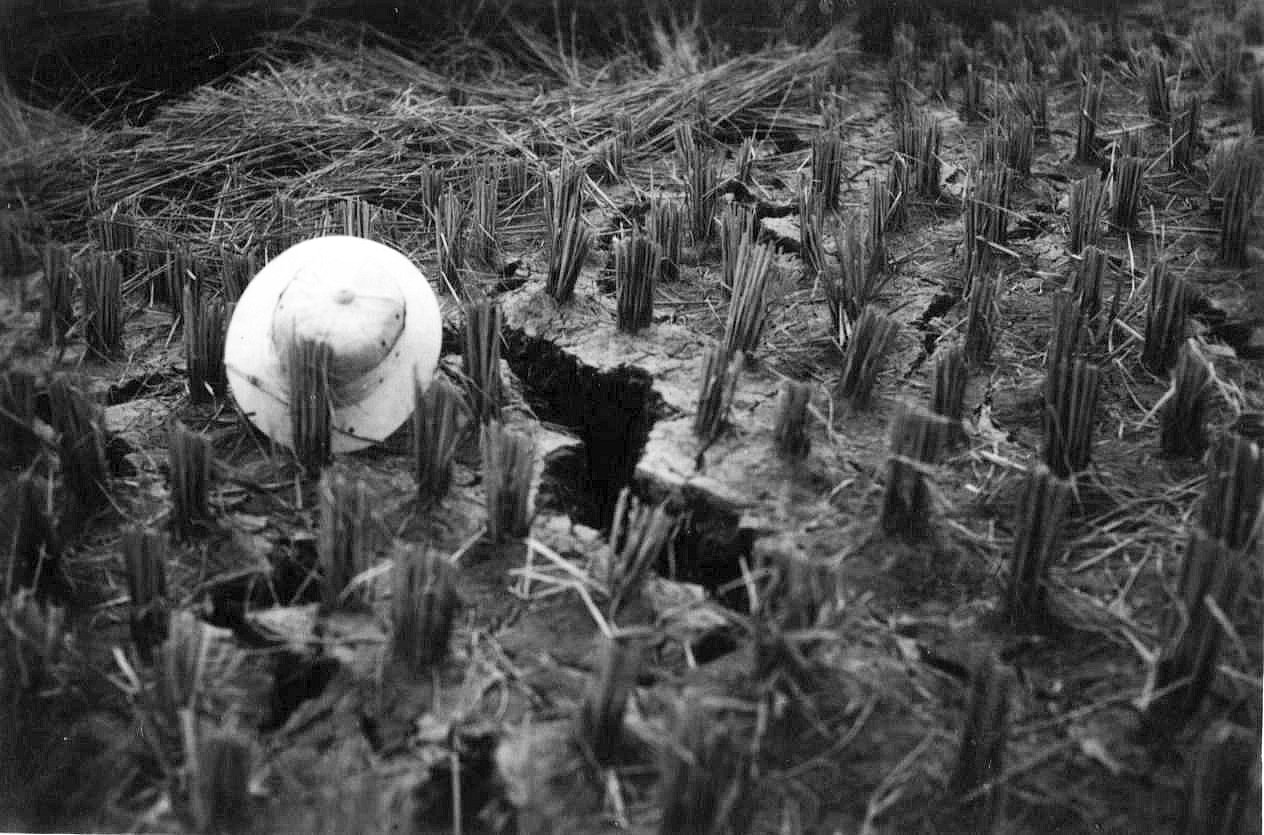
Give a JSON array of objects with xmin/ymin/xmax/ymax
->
[{"xmin": 224, "ymin": 235, "xmax": 441, "ymax": 454}]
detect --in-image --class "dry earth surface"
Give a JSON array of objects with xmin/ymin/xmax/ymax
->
[{"xmin": 0, "ymin": 0, "xmax": 1262, "ymax": 833}]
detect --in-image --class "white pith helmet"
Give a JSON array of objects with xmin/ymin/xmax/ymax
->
[{"xmin": 224, "ymin": 235, "xmax": 442, "ymax": 453}]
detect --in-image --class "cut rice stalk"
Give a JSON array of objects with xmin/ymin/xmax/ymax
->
[
  {"xmin": 1141, "ymin": 261, "xmax": 1187, "ymax": 375},
  {"xmin": 286, "ymin": 337, "xmax": 333, "ymax": 475},
  {"xmin": 773, "ymin": 380, "xmax": 813, "ymax": 460},
  {"xmin": 825, "ymin": 216, "xmax": 889, "ymax": 346},
  {"xmin": 318, "ymin": 467, "xmax": 376, "ymax": 610},
  {"xmin": 1109, "ymin": 156, "xmax": 1146, "ymax": 232},
  {"xmin": 1159, "ymin": 341, "xmax": 1213, "ymax": 458},
  {"xmin": 79, "ymin": 252, "xmax": 124, "ymax": 360},
  {"xmin": 607, "ymin": 488, "xmax": 679, "ymax": 617},
  {"xmin": 413, "ymin": 375, "xmax": 469, "ymax": 509},
  {"xmin": 947, "ymin": 656, "xmax": 1011, "ymax": 834},
  {"xmin": 720, "ymin": 202, "xmax": 759, "ymax": 292},
  {"xmin": 1171, "ymin": 96, "xmax": 1202, "ymax": 173},
  {"xmin": 1199, "ymin": 433, "xmax": 1263, "ymax": 552},
  {"xmin": 1067, "ymin": 171, "xmax": 1106, "ymax": 255},
  {"xmin": 721, "ymin": 238, "xmax": 776, "ymax": 359},
  {"xmin": 838, "ymin": 306, "xmax": 899, "ymax": 408},
  {"xmin": 1179, "ymin": 721, "xmax": 1257, "ymax": 834},
  {"xmin": 48, "ymin": 376, "xmax": 110, "ymax": 528},
  {"xmin": 435, "ymin": 186, "xmax": 468, "ymax": 298},
  {"xmin": 1042, "ymin": 356, "xmax": 1100, "ymax": 478},
  {"xmin": 647, "ymin": 199, "xmax": 684, "ymax": 281},
  {"xmin": 122, "ymin": 525, "xmax": 168, "ymax": 663},
  {"xmin": 462, "ymin": 299, "xmax": 503, "ymax": 426},
  {"xmin": 964, "ymin": 269, "xmax": 999, "ymax": 368},
  {"xmin": 40, "ymin": 243, "xmax": 73, "ymax": 345},
  {"xmin": 5, "ymin": 473, "xmax": 65, "ymax": 601},
  {"xmin": 931, "ymin": 344, "xmax": 968, "ymax": 445},
  {"xmin": 615, "ymin": 232, "xmax": 661, "ymax": 333},
  {"xmin": 895, "ymin": 108, "xmax": 942, "ymax": 199},
  {"xmin": 1217, "ymin": 151, "xmax": 1262, "ymax": 267},
  {"xmin": 1146, "ymin": 51, "xmax": 1172, "ymax": 122},
  {"xmin": 1071, "ymin": 245, "xmax": 1108, "ymax": 321},
  {"xmin": 693, "ymin": 347, "xmax": 743, "ymax": 447},
  {"xmin": 469, "ymin": 165, "xmax": 501, "ymax": 268},
  {"xmin": 544, "ymin": 158, "xmax": 591, "ymax": 303},
  {"xmin": 168, "ymin": 422, "xmax": 212, "ymax": 543},
  {"xmin": 481, "ymin": 421, "xmax": 535, "ymax": 543},
  {"xmin": 879, "ymin": 405, "xmax": 952, "ymax": 541},
  {"xmin": 1005, "ymin": 466, "xmax": 1070, "ymax": 630},
  {"xmin": 0, "ymin": 370, "xmax": 41, "ymax": 468},
  {"xmin": 576, "ymin": 637, "xmax": 639, "ymax": 767},
  {"xmin": 810, "ymin": 131, "xmax": 845, "ymax": 209},
  {"xmin": 1146, "ymin": 529, "xmax": 1241, "ymax": 728},
  {"xmin": 183, "ymin": 285, "xmax": 227, "ymax": 403},
  {"xmin": 391, "ymin": 546, "xmax": 461, "ymax": 674},
  {"xmin": 1075, "ymin": 73, "xmax": 1103, "ymax": 163},
  {"xmin": 186, "ymin": 721, "xmax": 254, "ymax": 835},
  {"xmin": 657, "ymin": 703, "xmax": 749, "ymax": 835}
]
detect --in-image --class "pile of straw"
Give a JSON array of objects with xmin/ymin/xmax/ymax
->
[{"xmin": 8, "ymin": 24, "xmax": 838, "ymax": 264}]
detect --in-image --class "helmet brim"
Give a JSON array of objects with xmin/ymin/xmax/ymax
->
[{"xmin": 224, "ymin": 235, "xmax": 442, "ymax": 454}]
